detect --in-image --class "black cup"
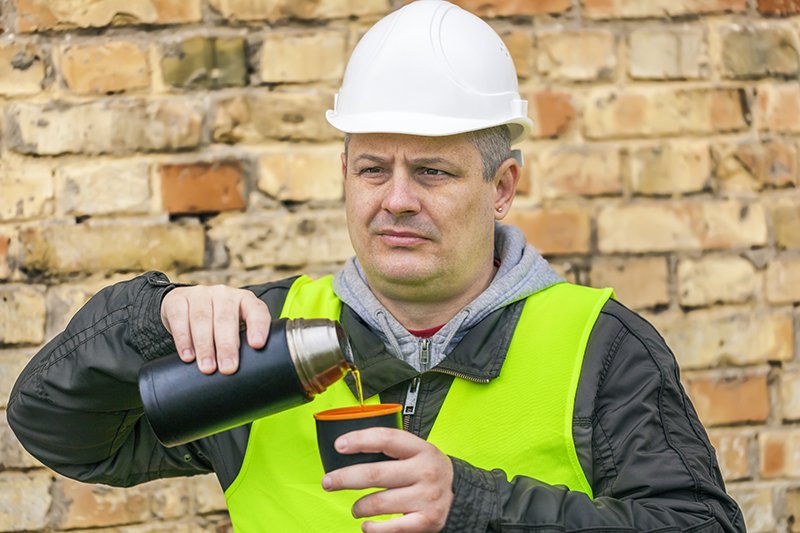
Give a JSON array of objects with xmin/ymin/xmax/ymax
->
[{"xmin": 314, "ymin": 404, "xmax": 402, "ymax": 473}]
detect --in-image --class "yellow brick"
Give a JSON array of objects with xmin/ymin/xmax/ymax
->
[
  {"xmin": 709, "ymin": 430, "xmax": 752, "ymax": 481},
  {"xmin": 20, "ymin": 223, "xmax": 205, "ymax": 274},
  {"xmin": 208, "ymin": 210, "xmax": 353, "ymax": 269},
  {"xmin": 7, "ymin": 99, "xmax": 203, "ymax": 156},
  {"xmin": 258, "ymin": 144, "xmax": 343, "ymax": 202},
  {"xmin": 208, "ymin": 0, "xmax": 389, "ymax": 21},
  {"xmin": 628, "ymin": 27, "xmax": 706, "ymax": 80},
  {"xmin": 60, "ymin": 41, "xmax": 150, "ymax": 94},
  {"xmin": 0, "ymin": 416, "xmax": 41, "ymax": 468},
  {"xmin": 677, "ymin": 256, "xmax": 758, "ymax": 307},
  {"xmin": 0, "ymin": 284, "xmax": 45, "ymax": 345},
  {"xmin": 260, "ymin": 30, "xmax": 346, "ymax": 83},
  {"xmin": 658, "ymin": 308, "xmax": 793, "ymax": 369},
  {"xmin": 213, "ymin": 89, "xmax": 340, "ymax": 143},
  {"xmin": 583, "ymin": 0, "xmax": 746, "ymax": 18},
  {"xmin": 51, "ymin": 477, "xmax": 150, "ymax": 529},
  {"xmin": 148, "ymin": 479, "xmax": 190, "ymax": 519},
  {"xmin": 772, "ymin": 198, "xmax": 800, "ymax": 249},
  {"xmin": 0, "ymin": 472, "xmax": 52, "ymax": 531},
  {"xmin": 598, "ymin": 200, "xmax": 767, "ymax": 253},
  {"xmin": 0, "ymin": 43, "xmax": 45, "ymax": 96},
  {"xmin": 629, "ymin": 143, "xmax": 711, "ymax": 195},
  {"xmin": 56, "ymin": 161, "xmax": 152, "ymax": 216},
  {"xmin": 727, "ymin": 486, "xmax": 775, "ymax": 532},
  {"xmin": 780, "ymin": 368, "xmax": 800, "ymax": 421},
  {"xmin": 537, "ymin": 145, "xmax": 622, "ymax": 199},
  {"xmin": 538, "ymin": 29, "xmax": 616, "ymax": 81},
  {"xmin": 0, "ymin": 159, "xmax": 54, "ymax": 222},
  {"xmin": 16, "ymin": 0, "xmax": 202, "ymax": 32},
  {"xmin": 0, "ymin": 350, "xmax": 37, "ymax": 409},
  {"xmin": 194, "ymin": 474, "xmax": 227, "ymax": 514},
  {"xmin": 585, "ymin": 88, "xmax": 749, "ymax": 139},
  {"xmin": 758, "ymin": 84, "xmax": 800, "ymax": 133},
  {"xmin": 590, "ymin": 257, "xmax": 669, "ymax": 309},
  {"xmin": 714, "ymin": 140, "xmax": 797, "ymax": 193},
  {"xmin": 766, "ymin": 255, "xmax": 800, "ymax": 304},
  {"xmin": 499, "ymin": 28, "xmax": 534, "ymax": 79}
]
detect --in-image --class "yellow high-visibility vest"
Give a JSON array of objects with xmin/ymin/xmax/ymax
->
[{"xmin": 225, "ymin": 275, "xmax": 613, "ymax": 531}]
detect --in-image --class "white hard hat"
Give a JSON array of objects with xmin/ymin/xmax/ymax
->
[{"xmin": 326, "ymin": 0, "xmax": 533, "ymax": 145}]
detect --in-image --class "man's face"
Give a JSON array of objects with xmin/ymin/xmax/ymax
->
[{"xmin": 343, "ymin": 132, "xmax": 503, "ymax": 304}]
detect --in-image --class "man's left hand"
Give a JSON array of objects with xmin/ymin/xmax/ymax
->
[{"xmin": 321, "ymin": 427, "xmax": 454, "ymax": 533}]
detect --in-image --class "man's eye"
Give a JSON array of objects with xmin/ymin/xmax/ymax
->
[
  {"xmin": 357, "ymin": 167, "xmax": 383, "ymax": 175},
  {"xmin": 420, "ymin": 168, "xmax": 448, "ymax": 176}
]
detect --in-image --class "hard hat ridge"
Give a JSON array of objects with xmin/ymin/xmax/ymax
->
[{"xmin": 326, "ymin": 0, "xmax": 533, "ymax": 145}]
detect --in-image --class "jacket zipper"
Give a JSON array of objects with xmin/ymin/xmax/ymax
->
[
  {"xmin": 403, "ymin": 338, "xmax": 431, "ymax": 431},
  {"xmin": 401, "ymin": 339, "xmax": 492, "ymax": 430},
  {"xmin": 429, "ymin": 367, "xmax": 491, "ymax": 384},
  {"xmin": 402, "ymin": 376, "xmax": 420, "ymax": 431}
]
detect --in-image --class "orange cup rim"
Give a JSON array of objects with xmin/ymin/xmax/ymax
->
[{"xmin": 314, "ymin": 403, "xmax": 402, "ymax": 421}]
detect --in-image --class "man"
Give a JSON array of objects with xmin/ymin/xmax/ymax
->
[{"xmin": 9, "ymin": 1, "xmax": 744, "ymax": 532}]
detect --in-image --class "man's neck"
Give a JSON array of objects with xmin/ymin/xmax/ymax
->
[{"xmin": 369, "ymin": 262, "xmax": 498, "ymax": 331}]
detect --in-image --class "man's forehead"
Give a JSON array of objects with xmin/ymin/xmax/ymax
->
[{"xmin": 347, "ymin": 132, "xmax": 479, "ymax": 160}]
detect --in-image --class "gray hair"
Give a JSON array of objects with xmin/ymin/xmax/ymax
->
[
  {"xmin": 343, "ymin": 125, "xmax": 512, "ymax": 182},
  {"xmin": 465, "ymin": 125, "xmax": 512, "ymax": 181}
]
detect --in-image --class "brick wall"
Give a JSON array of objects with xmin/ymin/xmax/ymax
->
[{"xmin": 0, "ymin": 0, "xmax": 798, "ymax": 530}]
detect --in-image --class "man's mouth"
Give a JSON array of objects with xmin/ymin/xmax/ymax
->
[{"xmin": 376, "ymin": 229, "xmax": 430, "ymax": 247}]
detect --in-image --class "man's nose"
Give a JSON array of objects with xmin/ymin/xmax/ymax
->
[{"xmin": 381, "ymin": 171, "xmax": 421, "ymax": 216}]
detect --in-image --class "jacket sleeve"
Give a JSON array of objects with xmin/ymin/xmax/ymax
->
[
  {"xmin": 442, "ymin": 301, "xmax": 745, "ymax": 532},
  {"xmin": 7, "ymin": 272, "xmax": 211, "ymax": 486}
]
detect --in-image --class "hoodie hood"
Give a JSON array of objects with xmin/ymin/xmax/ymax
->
[{"xmin": 332, "ymin": 222, "xmax": 563, "ymax": 372}]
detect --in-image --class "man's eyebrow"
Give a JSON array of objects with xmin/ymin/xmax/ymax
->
[
  {"xmin": 352, "ymin": 154, "xmax": 389, "ymax": 165},
  {"xmin": 408, "ymin": 156, "xmax": 456, "ymax": 167}
]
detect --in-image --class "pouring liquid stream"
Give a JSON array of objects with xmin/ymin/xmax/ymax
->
[{"xmin": 352, "ymin": 368, "xmax": 365, "ymax": 408}]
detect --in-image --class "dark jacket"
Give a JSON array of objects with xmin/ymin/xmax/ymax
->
[{"xmin": 8, "ymin": 271, "xmax": 745, "ymax": 532}]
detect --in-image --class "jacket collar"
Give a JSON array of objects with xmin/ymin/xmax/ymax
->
[{"xmin": 339, "ymin": 300, "xmax": 524, "ymax": 400}]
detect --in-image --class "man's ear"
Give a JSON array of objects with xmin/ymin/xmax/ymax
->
[
  {"xmin": 341, "ymin": 152, "xmax": 347, "ymax": 179},
  {"xmin": 493, "ymin": 157, "xmax": 521, "ymax": 220}
]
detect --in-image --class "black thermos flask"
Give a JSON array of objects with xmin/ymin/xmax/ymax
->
[{"xmin": 138, "ymin": 318, "xmax": 355, "ymax": 447}]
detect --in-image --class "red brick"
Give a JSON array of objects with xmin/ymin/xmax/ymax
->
[
  {"xmin": 507, "ymin": 207, "xmax": 591, "ymax": 255},
  {"xmin": 0, "ymin": 235, "xmax": 9, "ymax": 279},
  {"xmin": 160, "ymin": 162, "xmax": 245, "ymax": 215},
  {"xmin": 451, "ymin": 0, "xmax": 571, "ymax": 15},
  {"xmin": 758, "ymin": 0, "xmax": 800, "ymax": 14},
  {"xmin": 530, "ymin": 91, "xmax": 576, "ymax": 138},
  {"xmin": 759, "ymin": 430, "xmax": 800, "ymax": 478},
  {"xmin": 685, "ymin": 373, "xmax": 770, "ymax": 426}
]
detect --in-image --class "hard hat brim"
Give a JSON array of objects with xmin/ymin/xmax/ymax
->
[{"xmin": 325, "ymin": 110, "xmax": 533, "ymax": 146}]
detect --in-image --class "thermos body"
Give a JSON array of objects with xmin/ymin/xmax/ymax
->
[{"xmin": 138, "ymin": 318, "xmax": 354, "ymax": 447}]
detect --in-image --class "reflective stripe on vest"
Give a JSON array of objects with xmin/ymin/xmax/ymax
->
[{"xmin": 225, "ymin": 275, "xmax": 613, "ymax": 532}]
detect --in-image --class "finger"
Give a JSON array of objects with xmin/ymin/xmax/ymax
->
[
  {"xmin": 352, "ymin": 486, "xmax": 425, "ymax": 518},
  {"xmin": 240, "ymin": 291, "xmax": 270, "ymax": 349},
  {"xmin": 336, "ymin": 428, "xmax": 424, "ymax": 460},
  {"xmin": 187, "ymin": 291, "xmax": 216, "ymax": 374},
  {"xmin": 210, "ymin": 288, "xmax": 241, "ymax": 375},
  {"xmin": 323, "ymin": 458, "xmax": 417, "ymax": 492},
  {"xmin": 361, "ymin": 512, "xmax": 443, "ymax": 533},
  {"xmin": 162, "ymin": 290, "xmax": 195, "ymax": 363}
]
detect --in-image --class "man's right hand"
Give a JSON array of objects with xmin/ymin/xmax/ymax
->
[{"xmin": 160, "ymin": 286, "xmax": 271, "ymax": 376}]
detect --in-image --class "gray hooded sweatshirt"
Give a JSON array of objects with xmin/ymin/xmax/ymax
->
[{"xmin": 332, "ymin": 222, "xmax": 563, "ymax": 372}]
